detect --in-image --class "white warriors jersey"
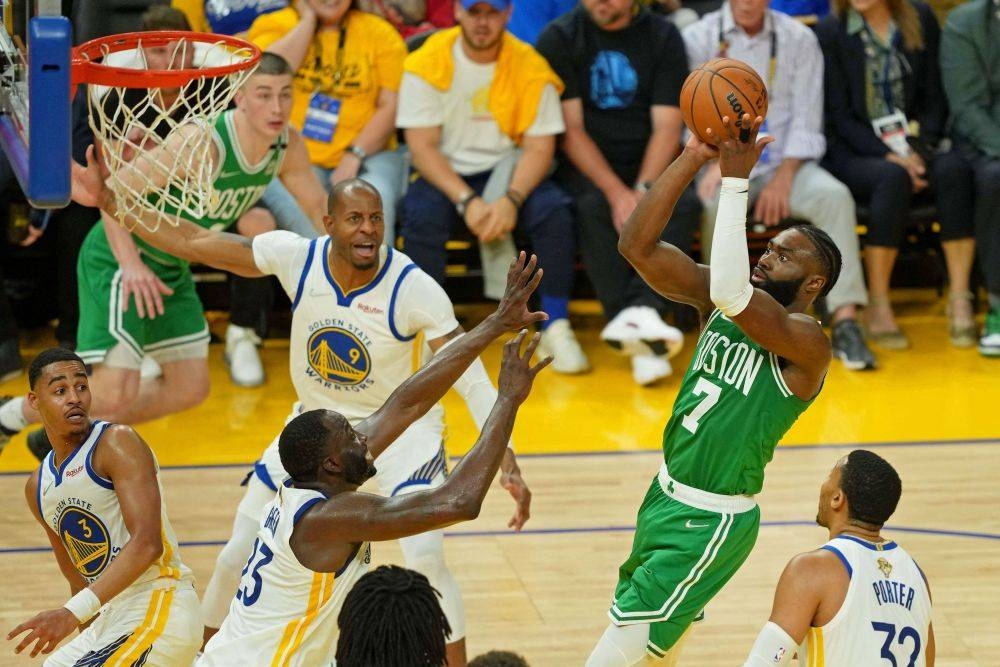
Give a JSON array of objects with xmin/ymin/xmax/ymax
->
[
  {"xmin": 37, "ymin": 420, "xmax": 191, "ymax": 587},
  {"xmin": 798, "ymin": 535, "xmax": 932, "ymax": 667},
  {"xmin": 200, "ymin": 483, "xmax": 371, "ymax": 666},
  {"xmin": 252, "ymin": 232, "xmax": 459, "ymax": 421}
]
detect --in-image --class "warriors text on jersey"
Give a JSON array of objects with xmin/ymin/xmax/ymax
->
[
  {"xmin": 199, "ymin": 483, "xmax": 371, "ymax": 666},
  {"xmin": 800, "ymin": 535, "xmax": 932, "ymax": 666},
  {"xmin": 136, "ymin": 109, "xmax": 289, "ymax": 268},
  {"xmin": 36, "ymin": 420, "xmax": 192, "ymax": 588},
  {"xmin": 662, "ymin": 309, "xmax": 818, "ymax": 495},
  {"xmin": 251, "ymin": 232, "xmax": 459, "ymax": 420}
]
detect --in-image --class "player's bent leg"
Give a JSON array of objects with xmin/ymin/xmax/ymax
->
[
  {"xmin": 86, "ymin": 349, "xmax": 143, "ymax": 423},
  {"xmin": 586, "ymin": 623, "xmax": 651, "ymax": 667},
  {"xmin": 201, "ymin": 472, "xmax": 278, "ymax": 644},
  {"xmin": 123, "ymin": 355, "xmax": 210, "ymax": 424}
]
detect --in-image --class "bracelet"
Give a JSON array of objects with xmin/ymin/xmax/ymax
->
[
  {"xmin": 63, "ymin": 588, "xmax": 101, "ymax": 623},
  {"xmin": 634, "ymin": 180, "xmax": 654, "ymax": 194},
  {"xmin": 346, "ymin": 144, "xmax": 368, "ymax": 163},
  {"xmin": 504, "ymin": 188, "xmax": 524, "ymax": 210}
]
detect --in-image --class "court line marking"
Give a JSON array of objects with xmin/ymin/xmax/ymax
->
[
  {"xmin": 0, "ymin": 436, "xmax": 996, "ymax": 477},
  {"xmin": 1, "ymin": 521, "xmax": 997, "ymax": 555}
]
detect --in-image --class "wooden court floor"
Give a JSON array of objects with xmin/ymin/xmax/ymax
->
[{"xmin": 1, "ymin": 293, "xmax": 998, "ymax": 665}]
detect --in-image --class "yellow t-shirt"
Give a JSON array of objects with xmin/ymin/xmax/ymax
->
[{"xmin": 248, "ymin": 8, "xmax": 406, "ymax": 168}]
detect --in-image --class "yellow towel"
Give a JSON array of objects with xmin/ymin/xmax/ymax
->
[{"xmin": 404, "ymin": 26, "xmax": 564, "ymax": 143}]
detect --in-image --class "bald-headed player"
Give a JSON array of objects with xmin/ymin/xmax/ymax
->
[
  {"xmin": 585, "ymin": 116, "xmax": 843, "ymax": 666},
  {"xmin": 72, "ymin": 161, "xmax": 537, "ymax": 663},
  {"xmin": 201, "ymin": 308, "xmax": 550, "ymax": 665}
]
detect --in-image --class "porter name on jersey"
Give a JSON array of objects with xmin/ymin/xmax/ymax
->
[{"xmin": 873, "ymin": 579, "xmax": 917, "ymax": 610}]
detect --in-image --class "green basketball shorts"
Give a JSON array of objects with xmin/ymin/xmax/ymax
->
[
  {"xmin": 609, "ymin": 465, "xmax": 761, "ymax": 658},
  {"xmin": 76, "ymin": 222, "xmax": 210, "ymax": 367}
]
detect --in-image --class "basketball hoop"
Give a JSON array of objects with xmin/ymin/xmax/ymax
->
[{"xmin": 71, "ymin": 31, "xmax": 261, "ymax": 232}]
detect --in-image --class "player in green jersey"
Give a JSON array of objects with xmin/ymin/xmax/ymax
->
[
  {"xmin": 0, "ymin": 53, "xmax": 327, "ymax": 456},
  {"xmin": 585, "ymin": 116, "xmax": 843, "ymax": 666}
]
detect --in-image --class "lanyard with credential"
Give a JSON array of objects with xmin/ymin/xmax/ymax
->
[
  {"xmin": 313, "ymin": 22, "xmax": 348, "ymax": 90},
  {"xmin": 717, "ymin": 13, "xmax": 777, "ymax": 91},
  {"xmin": 860, "ymin": 25, "xmax": 902, "ymax": 110}
]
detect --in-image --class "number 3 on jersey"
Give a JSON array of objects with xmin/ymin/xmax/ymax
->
[
  {"xmin": 237, "ymin": 538, "xmax": 274, "ymax": 607},
  {"xmin": 682, "ymin": 377, "xmax": 722, "ymax": 434}
]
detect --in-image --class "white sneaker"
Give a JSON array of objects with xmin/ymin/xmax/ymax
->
[
  {"xmin": 139, "ymin": 355, "xmax": 162, "ymax": 379},
  {"xmin": 631, "ymin": 353, "xmax": 672, "ymax": 386},
  {"xmin": 601, "ymin": 306, "xmax": 684, "ymax": 357},
  {"xmin": 537, "ymin": 319, "xmax": 590, "ymax": 374},
  {"xmin": 226, "ymin": 324, "xmax": 265, "ymax": 387}
]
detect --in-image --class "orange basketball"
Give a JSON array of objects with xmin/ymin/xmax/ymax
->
[{"xmin": 680, "ymin": 58, "xmax": 769, "ymax": 146}]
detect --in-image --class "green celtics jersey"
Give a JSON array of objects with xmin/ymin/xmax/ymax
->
[
  {"xmin": 662, "ymin": 310, "xmax": 817, "ymax": 496},
  {"xmin": 134, "ymin": 109, "xmax": 288, "ymax": 267}
]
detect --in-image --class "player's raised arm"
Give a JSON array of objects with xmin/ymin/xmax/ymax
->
[
  {"xmin": 359, "ymin": 253, "xmax": 547, "ymax": 457},
  {"xmin": 298, "ymin": 331, "xmax": 550, "ymax": 549},
  {"xmin": 708, "ymin": 115, "xmax": 831, "ymax": 397},
  {"xmin": 618, "ymin": 136, "xmax": 717, "ymax": 316},
  {"xmin": 72, "ymin": 145, "xmax": 264, "ymax": 278},
  {"xmin": 276, "ymin": 129, "xmax": 327, "ymax": 235}
]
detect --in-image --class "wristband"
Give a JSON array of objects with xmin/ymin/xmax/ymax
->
[
  {"xmin": 63, "ymin": 588, "xmax": 101, "ymax": 623},
  {"xmin": 504, "ymin": 189, "xmax": 524, "ymax": 210}
]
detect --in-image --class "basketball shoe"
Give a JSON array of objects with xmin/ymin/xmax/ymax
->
[
  {"xmin": 980, "ymin": 309, "xmax": 1000, "ymax": 357},
  {"xmin": 537, "ymin": 319, "xmax": 590, "ymax": 374},
  {"xmin": 601, "ymin": 306, "xmax": 684, "ymax": 358},
  {"xmin": 225, "ymin": 324, "xmax": 265, "ymax": 387}
]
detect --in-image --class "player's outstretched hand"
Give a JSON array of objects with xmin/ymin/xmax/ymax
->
[
  {"xmin": 708, "ymin": 114, "xmax": 774, "ymax": 180},
  {"xmin": 495, "ymin": 252, "xmax": 547, "ymax": 331},
  {"xmin": 682, "ymin": 132, "xmax": 720, "ymax": 165},
  {"xmin": 500, "ymin": 448, "xmax": 532, "ymax": 531},
  {"xmin": 7, "ymin": 608, "xmax": 79, "ymax": 658},
  {"xmin": 498, "ymin": 330, "xmax": 552, "ymax": 406},
  {"xmin": 71, "ymin": 145, "xmax": 110, "ymax": 210}
]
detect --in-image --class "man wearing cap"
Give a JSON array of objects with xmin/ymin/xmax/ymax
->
[{"xmin": 398, "ymin": 0, "xmax": 590, "ymax": 376}]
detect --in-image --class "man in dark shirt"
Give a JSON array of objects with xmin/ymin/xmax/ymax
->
[{"xmin": 537, "ymin": 0, "xmax": 699, "ymax": 387}]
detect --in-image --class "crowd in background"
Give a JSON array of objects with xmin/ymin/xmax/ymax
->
[{"xmin": 0, "ymin": 0, "xmax": 998, "ymax": 393}]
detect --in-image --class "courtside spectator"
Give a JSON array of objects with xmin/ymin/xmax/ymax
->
[
  {"xmin": 398, "ymin": 0, "xmax": 589, "ymax": 374},
  {"xmin": 940, "ymin": 0, "xmax": 1000, "ymax": 357},
  {"xmin": 249, "ymin": 0, "xmax": 408, "ymax": 242},
  {"xmin": 357, "ymin": 0, "xmax": 456, "ymax": 39},
  {"xmin": 816, "ymin": 0, "xmax": 977, "ymax": 349},
  {"xmin": 684, "ymin": 0, "xmax": 876, "ymax": 370},
  {"xmin": 537, "ymin": 0, "xmax": 694, "ymax": 386},
  {"xmin": 172, "ymin": 0, "xmax": 287, "ymax": 37}
]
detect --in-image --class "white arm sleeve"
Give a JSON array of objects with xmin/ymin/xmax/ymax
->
[
  {"xmin": 436, "ymin": 334, "xmax": 514, "ymax": 452},
  {"xmin": 709, "ymin": 177, "xmax": 754, "ymax": 317},
  {"xmin": 743, "ymin": 622, "xmax": 797, "ymax": 667}
]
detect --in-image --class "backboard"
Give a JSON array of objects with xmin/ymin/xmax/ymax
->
[{"xmin": 0, "ymin": 0, "xmax": 71, "ymax": 208}]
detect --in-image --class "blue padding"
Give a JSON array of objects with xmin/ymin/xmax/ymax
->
[{"xmin": 27, "ymin": 16, "xmax": 71, "ymax": 207}]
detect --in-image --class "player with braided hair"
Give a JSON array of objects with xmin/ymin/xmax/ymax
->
[{"xmin": 336, "ymin": 565, "xmax": 451, "ymax": 667}]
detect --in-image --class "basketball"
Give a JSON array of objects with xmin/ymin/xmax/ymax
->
[{"xmin": 680, "ymin": 58, "xmax": 769, "ymax": 146}]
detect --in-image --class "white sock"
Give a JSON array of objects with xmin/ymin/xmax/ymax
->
[{"xmin": 0, "ymin": 396, "xmax": 27, "ymax": 432}]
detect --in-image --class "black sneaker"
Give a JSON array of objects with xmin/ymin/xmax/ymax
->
[
  {"xmin": 832, "ymin": 320, "xmax": 877, "ymax": 370},
  {"xmin": 26, "ymin": 428, "xmax": 53, "ymax": 462},
  {"xmin": 0, "ymin": 338, "xmax": 22, "ymax": 383}
]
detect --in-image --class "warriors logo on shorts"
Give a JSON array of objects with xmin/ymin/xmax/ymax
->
[
  {"xmin": 58, "ymin": 507, "xmax": 112, "ymax": 578},
  {"xmin": 307, "ymin": 327, "xmax": 372, "ymax": 385}
]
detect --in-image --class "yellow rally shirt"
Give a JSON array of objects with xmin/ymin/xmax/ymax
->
[{"xmin": 249, "ymin": 8, "xmax": 406, "ymax": 168}]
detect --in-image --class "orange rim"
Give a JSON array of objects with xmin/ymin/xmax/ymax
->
[{"xmin": 71, "ymin": 31, "xmax": 261, "ymax": 88}]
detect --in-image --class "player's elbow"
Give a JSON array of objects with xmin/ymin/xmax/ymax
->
[
  {"xmin": 133, "ymin": 532, "xmax": 164, "ymax": 565},
  {"xmin": 451, "ymin": 491, "xmax": 483, "ymax": 522}
]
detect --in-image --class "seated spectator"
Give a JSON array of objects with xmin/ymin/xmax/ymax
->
[
  {"xmin": 357, "ymin": 0, "xmax": 455, "ymax": 39},
  {"xmin": 940, "ymin": 0, "xmax": 1000, "ymax": 357},
  {"xmin": 248, "ymin": 0, "xmax": 408, "ymax": 242},
  {"xmin": 469, "ymin": 650, "xmax": 531, "ymax": 666},
  {"xmin": 336, "ymin": 565, "xmax": 451, "ymax": 667},
  {"xmin": 816, "ymin": 0, "xmax": 976, "ymax": 349},
  {"xmin": 684, "ymin": 0, "xmax": 876, "ymax": 370},
  {"xmin": 172, "ymin": 0, "xmax": 288, "ymax": 37},
  {"xmin": 398, "ymin": 0, "xmax": 588, "ymax": 374},
  {"xmin": 507, "ymin": 0, "xmax": 576, "ymax": 44},
  {"xmin": 536, "ymin": 0, "xmax": 693, "ymax": 386}
]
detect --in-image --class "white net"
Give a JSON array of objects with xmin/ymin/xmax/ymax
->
[{"xmin": 82, "ymin": 35, "xmax": 258, "ymax": 232}]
